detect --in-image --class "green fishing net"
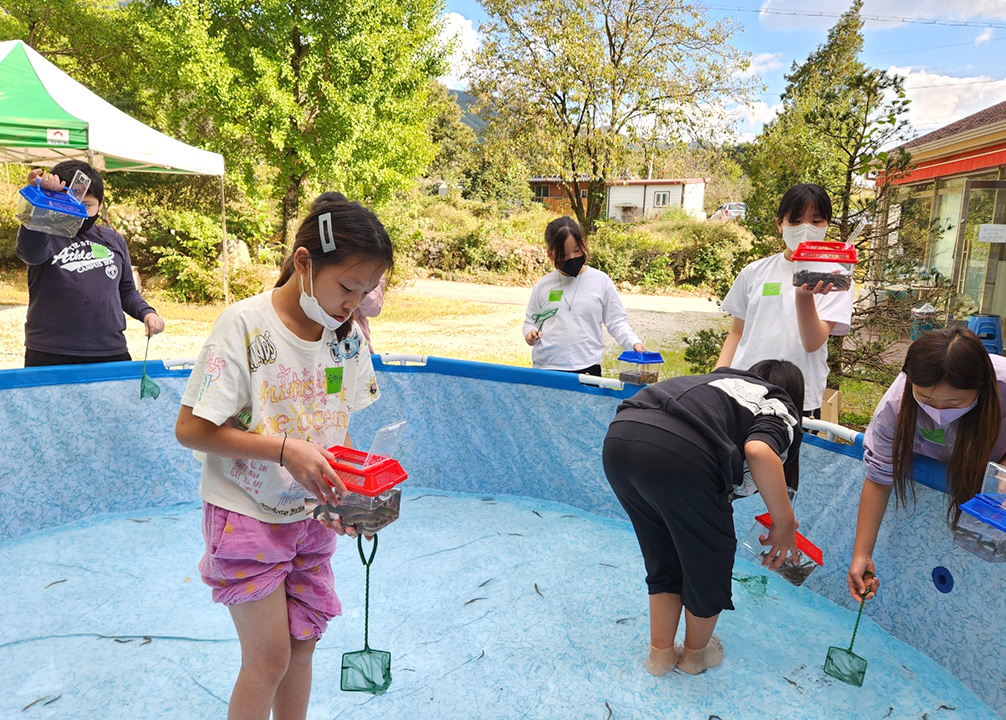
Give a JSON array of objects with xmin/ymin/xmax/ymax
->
[
  {"xmin": 824, "ymin": 572, "xmax": 873, "ymax": 687},
  {"xmin": 140, "ymin": 336, "xmax": 160, "ymax": 400},
  {"xmin": 341, "ymin": 534, "xmax": 392, "ymax": 695},
  {"xmin": 532, "ymin": 308, "xmax": 557, "ymax": 329}
]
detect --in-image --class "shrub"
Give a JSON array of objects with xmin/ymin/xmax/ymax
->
[{"xmin": 683, "ymin": 328, "xmax": 729, "ymax": 374}]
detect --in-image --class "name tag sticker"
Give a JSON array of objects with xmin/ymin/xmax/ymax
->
[
  {"xmin": 325, "ymin": 367, "xmax": 344, "ymax": 394},
  {"xmin": 762, "ymin": 282, "xmax": 781, "ymax": 297},
  {"xmin": 920, "ymin": 427, "xmax": 946, "ymax": 444},
  {"xmin": 548, "ymin": 290, "xmax": 563, "ymax": 302},
  {"xmin": 90, "ymin": 243, "xmax": 111, "ymax": 259}
]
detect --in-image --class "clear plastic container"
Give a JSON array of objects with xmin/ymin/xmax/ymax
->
[
  {"xmin": 617, "ymin": 350, "xmax": 664, "ymax": 385},
  {"xmin": 953, "ymin": 496, "xmax": 1006, "ymax": 563},
  {"xmin": 742, "ymin": 513, "xmax": 823, "ymax": 586},
  {"xmin": 791, "ymin": 242, "xmax": 857, "ymax": 292},
  {"xmin": 333, "ymin": 487, "xmax": 402, "ymax": 535},
  {"xmin": 981, "ymin": 462, "xmax": 1006, "ymax": 508},
  {"xmin": 16, "ymin": 177, "xmax": 89, "ymax": 238}
]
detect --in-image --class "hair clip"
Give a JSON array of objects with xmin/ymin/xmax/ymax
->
[{"xmin": 319, "ymin": 212, "xmax": 337, "ymax": 253}]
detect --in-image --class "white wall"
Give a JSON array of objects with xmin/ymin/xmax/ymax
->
[{"xmin": 682, "ymin": 182, "xmax": 705, "ymax": 219}]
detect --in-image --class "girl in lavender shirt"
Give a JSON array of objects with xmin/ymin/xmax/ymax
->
[{"xmin": 848, "ymin": 327, "xmax": 1006, "ymax": 601}]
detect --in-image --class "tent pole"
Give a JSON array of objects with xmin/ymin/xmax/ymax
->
[{"xmin": 220, "ymin": 174, "xmax": 230, "ymax": 305}]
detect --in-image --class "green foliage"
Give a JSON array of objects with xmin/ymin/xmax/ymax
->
[
  {"xmin": 470, "ymin": 0, "xmax": 752, "ymax": 233},
  {"xmin": 683, "ymin": 328, "xmax": 729, "ymax": 374}
]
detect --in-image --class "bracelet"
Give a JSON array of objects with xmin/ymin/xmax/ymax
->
[{"xmin": 279, "ymin": 432, "xmax": 288, "ymax": 467}]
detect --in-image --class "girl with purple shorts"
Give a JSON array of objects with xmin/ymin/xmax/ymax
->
[{"xmin": 176, "ymin": 192, "xmax": 392, "ymax": 720}]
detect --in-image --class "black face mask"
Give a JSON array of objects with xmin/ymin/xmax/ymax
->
[
  {"xmin": 559, "ymin": 255, "xmax": 585, "ymax": 277},
  {"xmin": 77, "ymin": 214, "xmax": 98, "ymax": 236}
]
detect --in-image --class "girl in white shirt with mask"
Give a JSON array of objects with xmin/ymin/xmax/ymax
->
[
  {"xmin": 717, "ymin": 183, "xmax": 854, "ymax": 416},
  {"xmin": 524, "ymin": 216, "xmax": 646, "ymax": 375}
]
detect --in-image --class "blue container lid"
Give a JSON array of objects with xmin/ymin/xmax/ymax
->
[
  {"xmin": 19, "ymin": 183, "xmax": 88, "ymax": 219},
  {"xmin": 617, "ymin": 350, "xmax": 664, "ymax": 364},
  {"xmin": 961, "ymin": 495, "xmax": 1006, "ymax": 533}
]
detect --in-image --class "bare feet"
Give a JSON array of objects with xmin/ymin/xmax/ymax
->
[
  {"xmin": 675, "ymin": 636, "xmax": 724, "ymax": 675},
  {"xmin": 643, "ymin": 644, "xmax": 680, "ymax": 677}
]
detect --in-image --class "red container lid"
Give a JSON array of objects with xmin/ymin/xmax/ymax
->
[
  {"xmin": 791, "ymin": 241, "xmax": 857, "ymax": 264},
  {"xmin": 325, "ymin": 446, "xmax": 408, "ymax": 497},
  {"xmin": 754, "ymin": 513, "xmax": 824, "ymax": 566}
]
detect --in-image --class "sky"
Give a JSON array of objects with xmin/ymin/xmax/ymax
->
[{"xmin": 437, "ymin": 0, "xmax": 1006, "ymax": 144}]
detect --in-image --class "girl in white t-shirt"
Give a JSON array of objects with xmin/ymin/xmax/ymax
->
[
  {"xmin": 717, "ymin": 183, "xmax": 854, "ymax": 415},
  {"xmin": 175, "ymin": 192, "xmax": 392, "ymax": 720},
  {"xmin": 523, "ymin": 216, "xmax": 646, "ymax": 375}
]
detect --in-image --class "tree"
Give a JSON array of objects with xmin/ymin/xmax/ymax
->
[
  {"xmin": 469, "ymin": 0, "xmax": 750, "ymax": 233},
  {"xmin": 741, "ymin": 0, "xmax": 924, "ymax": 383},
  {"xmin": 426, "ymin": 83, "xmax": 476, "ymax": 186},
  {"xmin": 135, "ymin": 0, "xmax": 448, "ymax": 243}
]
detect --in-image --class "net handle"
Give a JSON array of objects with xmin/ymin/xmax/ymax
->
[
  {"xmin": 848, "ymin": 571, "xmax": 874, "ymax": 651},
  {"xmin": 357, "ymin": 533, "xmax": 378, "ymax": 649}
]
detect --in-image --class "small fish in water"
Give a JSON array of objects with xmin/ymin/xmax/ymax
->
[
  {"xmin": 113, "ymin": 638, "xmax": 133, "ymax": 643},
  {"xmin": 464, "ymin": 597, "xmax": 487, "ymax": 606},
  {"xmin": 43, "ymin": 694, "xmax": 62, "ymax": 706},
  {"xmin": 560, "ymin": 514, "xmax": 577, "ymax": 518},
  {"xmin": 599, "ymin": 563, "xmax": 617, "ymax": 568},
  {"xmin": 534, "ymin": 584, "xmax": 544, "ymax": 597},
  {"xmin": 531, "ymin": 510, "xmax": 542, "ymax": 518},
  {"xmin": 44, "ymin": 579, "xmax": 67, "ymax": 589},
  {"xmin": 615, "ymin": 618, "xmax": 630, "ymax": 625},
  {"xmin": 480, "ymin": 497, "xmax": 494, "ymax": 501},
  {"xmin": 22, "ymin": 695, "xmax": 53, "ymax": 711},
  {"xmin": 477, "ymin": 650, "xmax": 485, "ymax": 660},
  {"xmin": 478, "ymin": 578, "xmax": 494, "ymax": 588},
  {"xmin": 604, "ymin": 701, "xmax": 613, "ymax": 720},
  {"xmin": 937, "ymin": 707, "xmax": 956, "ymax": 713},
  {"xmin": 140, "ymin": 636, "xmax": 152, "ymax": 646},
  {"xmin": 128, "ymin": 518, "xmax": 150, "ymax": 523},
  {"xmin": 882, "ymin": 709, "xmax": 893, "ymax": 719},
  {"xmin": 508, "ymin": 533, "xmax": 525, "ymax": 537}
]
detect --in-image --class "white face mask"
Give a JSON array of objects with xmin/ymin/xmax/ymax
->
[
  {"xmin": 913, "ymin": 392, "xmax": 979, "ymax": 427},
  {"xmin": 299, "ymin": 258, "xmax": 345, "ymax": 331},
  {"xmin": 782, "ymin": 222, "xmax": 828, "ymax": 251}
]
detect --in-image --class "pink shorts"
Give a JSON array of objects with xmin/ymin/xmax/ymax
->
[{"xmin": 198, "ymin": 502, "xmax": 340, "ymax": 640}]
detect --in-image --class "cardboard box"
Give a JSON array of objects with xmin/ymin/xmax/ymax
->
[{"xmin": 821, "ymin": 388, "xmax": 841, "ymax": 424}]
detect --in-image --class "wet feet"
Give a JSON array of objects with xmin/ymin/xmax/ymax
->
[
  {"xmin": 675, "ymin": 636, "xmax": 724, "ymax": 675},
  {"xmin": 643, "ymin": 644, "xmax": 680, "ymax": 676}
]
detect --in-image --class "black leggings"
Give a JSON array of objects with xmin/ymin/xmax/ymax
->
[
  {"xmin": 25, "ymin": 349, "xmax": 132, "ymax": 367},
  {"xmin": 602, "ymin": 420, "xmax": 736, "ymax": 618}
]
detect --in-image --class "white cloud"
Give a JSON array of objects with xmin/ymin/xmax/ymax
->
[
  {"xmin": 976, "ymin": 28, "xmax": 994, "ymax": 44},
  {"xmin": 739, "ymin": 52, "xmax": 786, "ymax": 79},
  {"xmin": 757, "ymin": 0, "xmax": 1006, "ymax": 31},
  {"xmin": 439, "ymin": 12, "xmax": 480, "ymax": 90},
  {"xmin": 890, "ymin": 65, "xmax": 1006, "ymax": 136}
]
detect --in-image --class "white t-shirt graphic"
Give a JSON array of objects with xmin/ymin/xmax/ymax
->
[
  {"xmin": 182, "ymin": 291, "xmax": 380, "ymax": 522},
  {"xmin": 720, "ymin": 252, "xmax": 853, "ymax": 411}
]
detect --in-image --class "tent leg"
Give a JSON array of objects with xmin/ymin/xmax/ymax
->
[{"xmin": 220, "ymin": 174, "xmax": 230, "ymax": 305}]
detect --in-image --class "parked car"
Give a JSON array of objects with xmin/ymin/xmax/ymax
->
[{"xmin": 710, "ymin": 202, "xmax": 747, "ymax": 221}]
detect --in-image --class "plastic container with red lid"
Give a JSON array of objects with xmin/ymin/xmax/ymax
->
[
  {"xmin": 742, "ymin": 513, "xmax": 823, "ymax": 586},
  {"xmin": 319, "ymin": 446, "xmax": 408, "ymax": 534},
  {"xmin": 791, "ymin": 241, "xmax": 857, "ymax": 292}
]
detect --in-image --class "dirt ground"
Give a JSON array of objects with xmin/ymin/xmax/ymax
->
[{"xmin": 0, "ymin": 278, "xmax": 728, "ymax": 370}]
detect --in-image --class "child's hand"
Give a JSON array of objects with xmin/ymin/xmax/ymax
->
[
  {"xmin": 525, "ymin": 328, "xmax": 541, "ymax": 346},
  {"xmin": 633, "ymin": 342, "xmax": 649, "ymax": 352},
  {"xmin": 282, "ymin": 438, "xmax": 347, "ymax": 505},
  {"xmin": 847, "ymin": 556, "xmax": 879, "ymax": 601},
  {"xmin": 796, "ymin": 280, "xmax": 835, "ymax": 296},
  {"xmin": 758, "ymin": 517, "xmax": 800, "ymax": 571},
  {"xmin": 316, "ymin": 513, "xmax": 359, "ymax": 537},
  {"xmin": 144, "ymin": 313, "xmax": 165, "ymax": 337},
  {"xmin": 27, "ymin": 168, "xmax": 65, "ymax": 192}
]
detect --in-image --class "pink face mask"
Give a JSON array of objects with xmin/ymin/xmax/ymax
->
[{"xmin": 913, "ymin": 392, "xmax": 979, "ymax": 427}]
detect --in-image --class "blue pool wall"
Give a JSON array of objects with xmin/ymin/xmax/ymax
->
[{"xmin": 0, "ymin": 356, "xmax": 1002, "ymax": 717}]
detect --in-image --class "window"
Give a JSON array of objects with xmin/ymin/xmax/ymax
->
[
  {"xmin": 533, "ymin": 185, "xmax": 549, "ymax": 201},
  {"xmin": 654, "ymin": 191, "xmax": 670, "ymax": 208},
  {"xmin": 580, "ymin": 189, "xmax": 588, "ymax": 199}
]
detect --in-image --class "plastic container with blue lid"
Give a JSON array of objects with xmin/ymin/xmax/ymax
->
[
  {"xmin": 15, "ymin": 177, "xmax": 90, "ymax": 238},
  {"xmin": 981, "ymin": 461, "xmax": 1006, "ymax": 508},
  {"xmin": 953, "ymin": 495, "xmax": 1006, "ymax": 562},
  {"xmin": 617, "ymin": 350, "xmax": 663, "ymax": 385}
]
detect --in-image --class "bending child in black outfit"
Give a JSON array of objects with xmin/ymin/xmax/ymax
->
[{"xmin": 602, "ymin": 360, "xmax": 804, "ymax": 676}]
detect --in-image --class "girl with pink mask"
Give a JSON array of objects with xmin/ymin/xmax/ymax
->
[{"xmin": 848, "ymin": 327, "xmax": 1006, "ymax": 602}]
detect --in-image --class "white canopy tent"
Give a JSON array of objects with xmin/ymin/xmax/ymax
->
[{"xmin": 0, "ymin": 40, "xmax": 232, "ymax": 299}]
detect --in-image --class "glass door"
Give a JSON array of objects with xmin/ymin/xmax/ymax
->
[{"xmin": 958, "ymin": 180, "xmax": 1006, "ymax": 313}]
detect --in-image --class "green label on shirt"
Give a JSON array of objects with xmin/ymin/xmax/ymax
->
[
  {"xmin": 548, "ymin": 290, "xmax": 563, "ymax": 302},
  {"xmin": 762, "ymin": 282, "xmax": 781, "ymax": 297},
  {"xmin": 920, "ymin": 427, "xmax": 946, "ymax": 444},
  {"xmin": 325, "ymin": 367, "xmax": 344, "ymax": 394},
  {"xmin": 90, "ymin": 243, "xmax": 111, "ymax": 259}
]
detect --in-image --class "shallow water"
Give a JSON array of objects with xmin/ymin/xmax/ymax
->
[{"xmin": 1, "ymin": 488, "xmax": 995, "ymax": 719}]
